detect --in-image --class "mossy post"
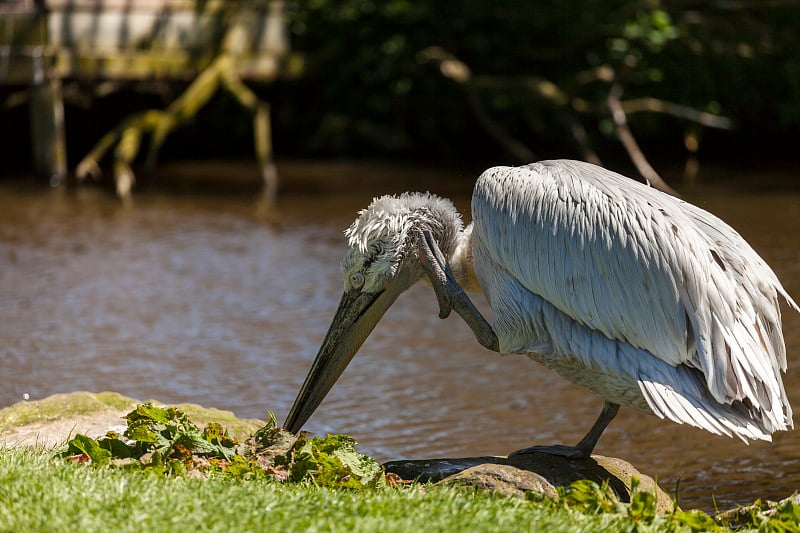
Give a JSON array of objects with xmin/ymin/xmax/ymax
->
[
  {"xmin": 74, "ymin": 3, "xmax": 286, "ymax": 199},
  {"xmin": 1, "ymin": 0, "xmax": 288, "ymax": 198},
  {"xmin": 76, "ymin": 52, "xmax": 278, "ymax": 199},
  {"xmin": 29, "ymin": 52, "xmax": 67, "ymax": 186}
]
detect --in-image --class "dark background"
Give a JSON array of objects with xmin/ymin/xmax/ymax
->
[{"xmin": 2, "ymin": 1, "xmax": 799, "ymax": 181}]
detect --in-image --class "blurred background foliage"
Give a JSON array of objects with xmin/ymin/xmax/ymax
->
[
  {"xmin": 273, "ymin": 0, "xmax": 800, "ymax": 167},
  {"xmin": 2, "ymin": 0, "xmax": 799, "ymax": 176}
]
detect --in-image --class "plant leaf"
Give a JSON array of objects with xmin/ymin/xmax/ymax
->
[{"xmin": 65, "ymin": 434, "xmax": 112, "ymax": 466}]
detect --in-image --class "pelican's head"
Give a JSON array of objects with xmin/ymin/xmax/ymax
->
[{"xmin": 285, "ymin": 192, "xmax": 463, "ymax": 433}]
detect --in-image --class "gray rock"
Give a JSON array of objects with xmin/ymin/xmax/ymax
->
[
  {"xmin": 0, "ymin": 391, "xmax": 265, "ymax": 448},
  {"xmin": 444, "ymin": 463, "xmax": 559, "ymax": 500},
  {"xmin": 384, "ymin": 451, "xmax": 674, "ymax": 514}
]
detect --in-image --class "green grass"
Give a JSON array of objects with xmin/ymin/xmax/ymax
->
[
  {"xmin": 0, "ymin": 447, "xmax": 630, "ymax": 533},
  {"xmin": 4, "ymin": 447, "xmax": 800, "ymax": 532},
  {"xmin": 3, "ymin": 400, "xmax": 798, "ymax": 533}
]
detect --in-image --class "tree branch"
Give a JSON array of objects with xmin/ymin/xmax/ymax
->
[
  {"xmin": 419, "ymin": 47, "xmax": 535, "ymax": 162},
  {"xmin": 607, "ymin": 83, "xmax": 679, "ymax": 197},
  {"xmin": 620, "ymin": 97, "xmax": 733, "ymax": 129}
]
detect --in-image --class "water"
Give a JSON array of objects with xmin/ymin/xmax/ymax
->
[{"xmin": 1, "ymin": 161, "xmax": 799, "ymax": 512}]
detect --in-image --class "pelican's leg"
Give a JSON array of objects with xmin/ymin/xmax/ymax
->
[
  {"xmin": 510, "ymin": 401, "xmax": 620, "ymax": 460},
  {"xmin": 416, "ymin": 230, "xmax": 499, "ymax": 352}
]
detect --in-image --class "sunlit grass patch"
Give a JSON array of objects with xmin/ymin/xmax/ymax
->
[{"xmin": 1, "ymin": 404, "xmax": 797, "ymax": 532}]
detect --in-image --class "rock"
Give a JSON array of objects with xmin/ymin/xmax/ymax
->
[
  {"xmin": 384, "ymin": 451, "xmax": 674, "ymax": 514},
  {"xmin": 445, "ymin": 463, "xmax": 559, "ymax": 500},
  {"xmin": 0, "ymin": 391, "xmax": 266, "ymax": 448}
]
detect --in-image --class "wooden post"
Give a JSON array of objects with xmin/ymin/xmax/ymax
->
[{"xmin": 29, "ymin": 49, "xmax": 67, "ymax": 186}]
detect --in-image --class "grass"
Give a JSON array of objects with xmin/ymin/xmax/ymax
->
[
  {"xmin": 2, "ymin": 402, "xmax": 798, "ymax": 532},
  {"xmin": 0, "ymin": 448, "xmax": 627, "ymax": 533}
]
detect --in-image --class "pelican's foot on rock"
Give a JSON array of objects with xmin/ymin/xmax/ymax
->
[
  {"xmin": 509, "ymin": 444, "xmax": 591, "ymax": 460},
  {"xmin": 511, "ymin": 402, "xmax": 618, "ymax": 461}
]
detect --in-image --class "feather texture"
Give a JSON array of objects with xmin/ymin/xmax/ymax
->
[{"xmin": 469, "ymin": 160, "xmax": 796, "ymax": 440}]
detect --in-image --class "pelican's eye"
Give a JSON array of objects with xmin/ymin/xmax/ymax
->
[{"xmin": 349, "ymin": 272, "xmax": 365, "ymax": 289}]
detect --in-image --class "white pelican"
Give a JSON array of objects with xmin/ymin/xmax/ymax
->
[{"xmin": 285, "ymin": 160, "xmax": 797, "ymax": 458}]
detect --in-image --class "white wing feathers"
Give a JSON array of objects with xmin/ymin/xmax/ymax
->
[
  {"xmin": 472, "ymin": 160, "xmax": 795, "ymax": 438},
  {"xmin": 637, "ymin": 369, "xmax": 769, "ymax": 441}
]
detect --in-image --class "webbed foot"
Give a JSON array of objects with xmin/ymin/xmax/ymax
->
[{"xmin": 509, "ymin": 402, "xmax": 620, "ymax": 461}]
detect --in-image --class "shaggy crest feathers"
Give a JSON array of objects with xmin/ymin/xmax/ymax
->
[
  {"xmin": 338, "ymin": 192, "xmax": 464, "ymax": 294},
  {"xmin": 344, "ymin": 192, "xmax": 464, "ymax": 258}
]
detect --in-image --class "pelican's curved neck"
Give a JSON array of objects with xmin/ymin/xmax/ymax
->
[{"xmin": 449, "ymin": 223, "xmax": 482, "ymax": 293}]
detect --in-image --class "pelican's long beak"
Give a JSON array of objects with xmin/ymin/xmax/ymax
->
[{"xmin": 284, "ymin": 268, "xmax": 414, "ymax": 433}]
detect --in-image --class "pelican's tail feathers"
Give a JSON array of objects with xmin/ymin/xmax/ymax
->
[{"xmin": 638, "ymin": 366, "xmax": 792, "ymax": 443}]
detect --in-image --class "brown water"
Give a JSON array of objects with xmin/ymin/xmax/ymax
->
[{"xmin": 1, "ymin": 161, "xmax": 799, "ymax": 512}]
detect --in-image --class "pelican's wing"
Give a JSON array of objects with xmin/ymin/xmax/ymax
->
[{"xmin": 471, "ymin": 160, "xmax": 797, "ymax": 418}]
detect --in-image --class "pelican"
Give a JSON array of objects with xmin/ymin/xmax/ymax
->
[{"xmin": 285, "ymin": 159, "xmax": 797, "ymax": 458}]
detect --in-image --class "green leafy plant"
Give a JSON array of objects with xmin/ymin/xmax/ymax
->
[
  {"xmin": 557, "ymin": 479, "xmax": 625, "ymax": 515},
  {"xmin": 278, "ymin": 432, "xmax": 385, "ymax": 488},
  {"xmin": 535, "ymin": 477, "xmax": 720, "ymax": 531},
  {"xmin": 538, "ymin": 476, "xmax": 800, "ymax": 532},
  {"xmin": 57, "ymin": 403, "xmax": 259, "ymax": 477},
  {"xmin": 56, "ymin": 403, "xmax": 387, "ymax": 488},
  {"xmin": 627, "ymin": 477, "xmax": 657, "ymax": 526},
  {"xmin": 714, "ymin": 495, "xmax": 800, "ymax": 532},
  {"xmin": 61, "ymin": 433, "xmax": 115, "ymax": 466}
]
